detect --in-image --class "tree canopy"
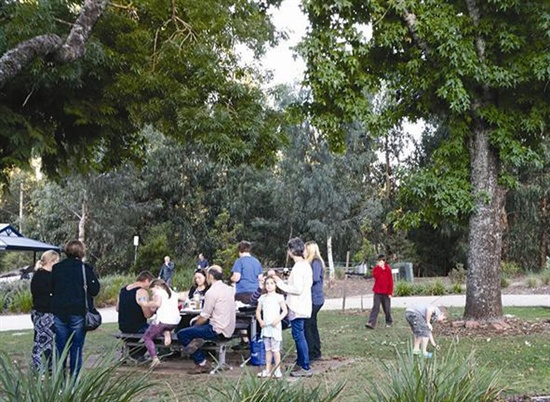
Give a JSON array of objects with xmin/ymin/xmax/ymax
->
[
  {"xmin": 300, "ymin": 0, "xmax": 550, "ymax": 319},
  {"xmin": 0, "ymin": 0, "xmax": 284, "ymax": 184}
]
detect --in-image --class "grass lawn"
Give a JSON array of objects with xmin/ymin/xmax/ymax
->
[{"xmin": 1, "ymin": 307, "xmax": 549, "ymax": 401}]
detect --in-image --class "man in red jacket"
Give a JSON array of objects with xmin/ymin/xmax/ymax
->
[{"xmin": 365, "ymin": 254, "xmax": 394, "ymax": 329}]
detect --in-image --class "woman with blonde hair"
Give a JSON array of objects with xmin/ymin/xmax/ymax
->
[
  {"xmin": 30, "ymin": 249, "xmax": 60, "ymax": 370},
  {"xmin": 304, "ymin": 241, "xmax": 325, "ymax": 361}
]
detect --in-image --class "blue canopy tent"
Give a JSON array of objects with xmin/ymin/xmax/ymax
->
[{"xmin": 0, "ymin": 224, "xmax": 60, "ymax": 278}]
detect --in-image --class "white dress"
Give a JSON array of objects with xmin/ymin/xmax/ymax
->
[{"xmin": 258, "ymin": 293, "xmax": 285, "ymax": 341}]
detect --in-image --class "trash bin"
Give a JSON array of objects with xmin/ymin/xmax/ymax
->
[{"xmin": 393, "ymin": 262, "xmax": 414, "ymax": 282}]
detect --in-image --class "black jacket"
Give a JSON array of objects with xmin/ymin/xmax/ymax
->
[{"xmin": 51, "ymin": 257, "xmax": 100, "ymax": 316}]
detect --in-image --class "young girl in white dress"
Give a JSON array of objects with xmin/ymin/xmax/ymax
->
[
  {"xmin": 142, "ymin": 279, "xmax": 181, "ymax": 368},
  {"xmin": 255, "ymin": 275, "xmax": 288, "ymax": 378}
]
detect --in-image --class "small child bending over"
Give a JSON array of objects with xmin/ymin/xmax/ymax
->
[
  {"xmin": 143, "ymin": 279, "xmax": 181, "ymax": 368},
  {"xmin": 255, "ymin": 275, "xmax": 288, "ymax": 378},
  {"xmin": 404, "ymin": 304, "xmax": 446, "ymax": 358}
]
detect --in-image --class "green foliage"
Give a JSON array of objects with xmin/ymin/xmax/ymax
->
[
  {"xmin": 0, "ymin": 251, "xmax": 33, "ymax": 274},
  {"xmin": 525, "ymin": 276, "xmax": 538, "ymax": 288},
  {"xmin": 134, "ymin": 223, "xmax": 171, "ymax": 274},
  {"xmin": 209, "ymin": 209, "xmax": 242, "ymax": 274},
  {"xmin": 540, "ymin": 271, "xmax": 550, "ymax": 286},
  {"xmin": 394, "ymin": 281, "xmax": 414, "ymax": 297},
  {"xmin": 501, "ymin": 261, "xmax": 522, "ymax": 278},
  {"xmin": 335, "ymin": 267, "xmax": 346, "ymax": 280},
  {"xmin": 0, "ymin": 0, "xmax": 285, "ymax": 183},
  {"xmin": 427, "ymin": 279, "xmax": 446, "ymax": 296},
  {"xmin": 0, "ymin": 280, "xmax": 30, "ymax": 313},
  {"xmin": 0, "ymin": 346, "xmax": 157, "ymax": 401},
  {"xmin": 202, "ymin": 369, "xmax": 345, "ymax": 402},
  {"xmin": 94, "ymin": 273, "xmax": 133, "ymax": 308},
  {"xmin": 501, "ymin": 277, "xmax": 511, "ymax": 288},
  {"xmin": 448, "ymin": 263, "xmax": 466, "ymax": 285},
  {"xmin": 9, "ymin": 287, "xmax": 32, "ymax": 313},
  {"xmin": 364, "ymin": 347, "xmax": 504, "ymax": 402},
  {"xmin": 451, "ymin": 283, "xmax": 463, "ymax": 294}
]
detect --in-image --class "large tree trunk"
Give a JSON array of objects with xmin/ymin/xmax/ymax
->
[{"xmin": 464, "ymin": 127, "xmax": 504, "ymax": 320}]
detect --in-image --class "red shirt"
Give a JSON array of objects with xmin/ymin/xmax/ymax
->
[{"xmin": 372, "ymin": 263, "xmax": 394, "ymax": 296}]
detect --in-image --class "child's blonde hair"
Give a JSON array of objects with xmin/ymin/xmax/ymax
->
[{"xmin": 35, "ymin": 250, "xmax": 60, "ymax": 269}]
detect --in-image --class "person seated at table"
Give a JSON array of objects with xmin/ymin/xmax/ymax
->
[
  {"xmin": 177, "ymin": 269, "xmax": 211, "ymax": 331},
  {"xmin": 176, "ymin": 265, "xmax": 236, "ymax": 374},
  {"xmin": 141, "ymin": 279, "xmax": 181, "ymax": 369},
  {"xmin": 116, "ymin": 271, "xmax": 155, "ymax": 362},
  {"xmin": 188, "ymin": 269, "xmax": 210, "ymax": 301}
]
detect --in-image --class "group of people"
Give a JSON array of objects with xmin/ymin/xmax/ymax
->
[
  {"xmin": 30, "ymin": 240, "xmax": 100, "ymax": 377},
  {"xmin": 29, "ymin": 239, "xmax": 445, "ymax": 380}
]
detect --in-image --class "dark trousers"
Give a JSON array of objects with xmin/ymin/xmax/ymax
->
[
  {"xmin": 304, "ymin": 303, "xmax": 323, "ymax": 360},
  {"xmin": 368, "ymin": 293, "xmax": 393, "ymax": 327}
]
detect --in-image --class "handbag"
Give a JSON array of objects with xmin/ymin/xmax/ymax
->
[{"xmin": 82, "ymin": 263, "xmax": 102, "ymax": 331}]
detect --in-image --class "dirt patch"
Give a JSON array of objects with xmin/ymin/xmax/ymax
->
[
  {"xmin": 114, "ymin": 351, "xmax": 354, "ymax": 378},
  {"xmin": 438, "ymin": 315, "xmax": 550, "ymax": 338}
]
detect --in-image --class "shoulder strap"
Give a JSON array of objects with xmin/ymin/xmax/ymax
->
[{"xmin": 82, "ymin": 263, "xmax": 90, "ymax": 311}]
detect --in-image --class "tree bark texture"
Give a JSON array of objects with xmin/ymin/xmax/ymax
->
[
  {"xmin": 464, "ymin": 127, "xmax": 504, "ymax": 320},
  {"xmin": 0, "ymin": 0, "xmax": 109, "ymax": 89}
]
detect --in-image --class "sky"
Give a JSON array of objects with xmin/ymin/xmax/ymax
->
[{"xmin": 262, "ymin": 0, "xmax": 308, "ymax": 86}]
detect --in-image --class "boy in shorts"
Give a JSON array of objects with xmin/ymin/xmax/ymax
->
[{"xmin": 404, "ymin": 304, "xmax": 446, "ymax": 358}]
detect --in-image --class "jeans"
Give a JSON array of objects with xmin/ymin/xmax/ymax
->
[
  {"xmin": 304, "ymin": 304, "xmax": 323, "ymax": 360},
  {"xmin": 368, "ymin": 293, "xmax": 393, "ymax": 327},
  {"xmin": 54, "ymin": 314, "xmax": 86, "ymax": 377},
  {"xmin": 176, "ymin": 323, "xmax": 221, "ymax": 364},
  {"xmin": 290, "ymin": 318, "xmax": 310, "ymax": 370}
]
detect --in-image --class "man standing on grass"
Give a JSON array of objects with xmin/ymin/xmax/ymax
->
[{"xmin": 365, "ymin": 254, "xmax": 393, "ymax": 329}]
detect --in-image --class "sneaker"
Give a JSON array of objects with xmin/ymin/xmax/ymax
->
[
  {"xmin": 365, "ymin": 323, "xmax": 375, "ymax": 330},
  {"xmin": 385, "ymin": 323, "xmax": 392, "ymax": 328},
  {"xmin": 423, "ymin": 352, "xmax": 433, "ymax": 358},
  {"xmin": 189, "ymin": 360, "xmax": 212, "ymax": 375},
  {"xmin": 150, "ymin": 357, "xmax": 161, "ymax": 369},
  {"xmin": 290, "ymin": 368, "xmax": 313, "ymax": 377},
  {"xmin": 274, "ymin": 368, "xmax": 283, "ymax": 378},
  {"xmin": 412, "ymin": 349, "xmax": 421, "ymax": 356},
  {"xmin": 183, "ymin": 338, "xmax": 206, "ymax": 355},
  {"xmin": 257, "ymin": 370, "xmax": 270, "ymax": 378}
]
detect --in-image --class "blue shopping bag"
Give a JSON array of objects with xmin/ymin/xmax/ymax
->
[{"xmin": 249, "ymin": 337, "xmax": 266, "ymax": 366}]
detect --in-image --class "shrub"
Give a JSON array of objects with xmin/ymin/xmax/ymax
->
[
  {"xmin": 9, "ymin": 288, "xmax": 33, "ymax": 313},
  {"xmin": 525, "ymin": 276, "xmax": 538, "ymax": 288},
  {"xmin": 501, "ymin": 261, "xmax": 521, "ymax": 278},
  {"xmin": 501, "ymin": 276, "xmax": 511, "ymax": 288},
  {"xmin": 541, "ymin": 270, "xmax": 550, "ymax": 286},
  {"xmin": 451, "ymin": 283, "xmax": 463, "ymax": 294},
  {"xmin": 428, "ymin": 279, "xmax": 446, "ymax": 296},
  {"xmin": 0, "ymin": 346, "xmax": 158, "ymax": 402},
  {"xmin": 448, "ymin": 263, "xmax": 466, "ymax": 285},
  {"xmin": 364, "ymin": 346, "xmax": 504, "ymax": 402},
  {"xmin": 335, "ymin": 267, "xmax": 346, "ymax": 280},
  {"xmin": 201, "ymin": 369, "xmax": 345, "ymax": 401},
  {"xmin": 394, "ymin": 281, "xmax": 414, "ymax": 297},
  {"xmin": 94, "ymin": 273, "xmax": 134, "ymax": 308}
]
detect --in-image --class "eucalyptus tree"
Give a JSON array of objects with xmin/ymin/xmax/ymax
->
[
  {"xmin": 301, "ymin": 0, "xmax": 549, "ymax": 320},
  {"xmin": 0, "ymin": 0, "xmax": 284, "ymax": 184}
]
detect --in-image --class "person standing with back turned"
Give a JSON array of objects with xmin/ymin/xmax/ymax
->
[
  {"xmin": 51, "ymin": 240, "xmax": 100, "ymax": 377},
  {"xmin": 365, "ymin": 253, "xmax": 393, "ymax": 329}
]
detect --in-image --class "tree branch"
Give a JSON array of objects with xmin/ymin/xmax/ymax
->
[{"xmin": 0, "ymin": 0, "xmax": 109, "ymax": 89}]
